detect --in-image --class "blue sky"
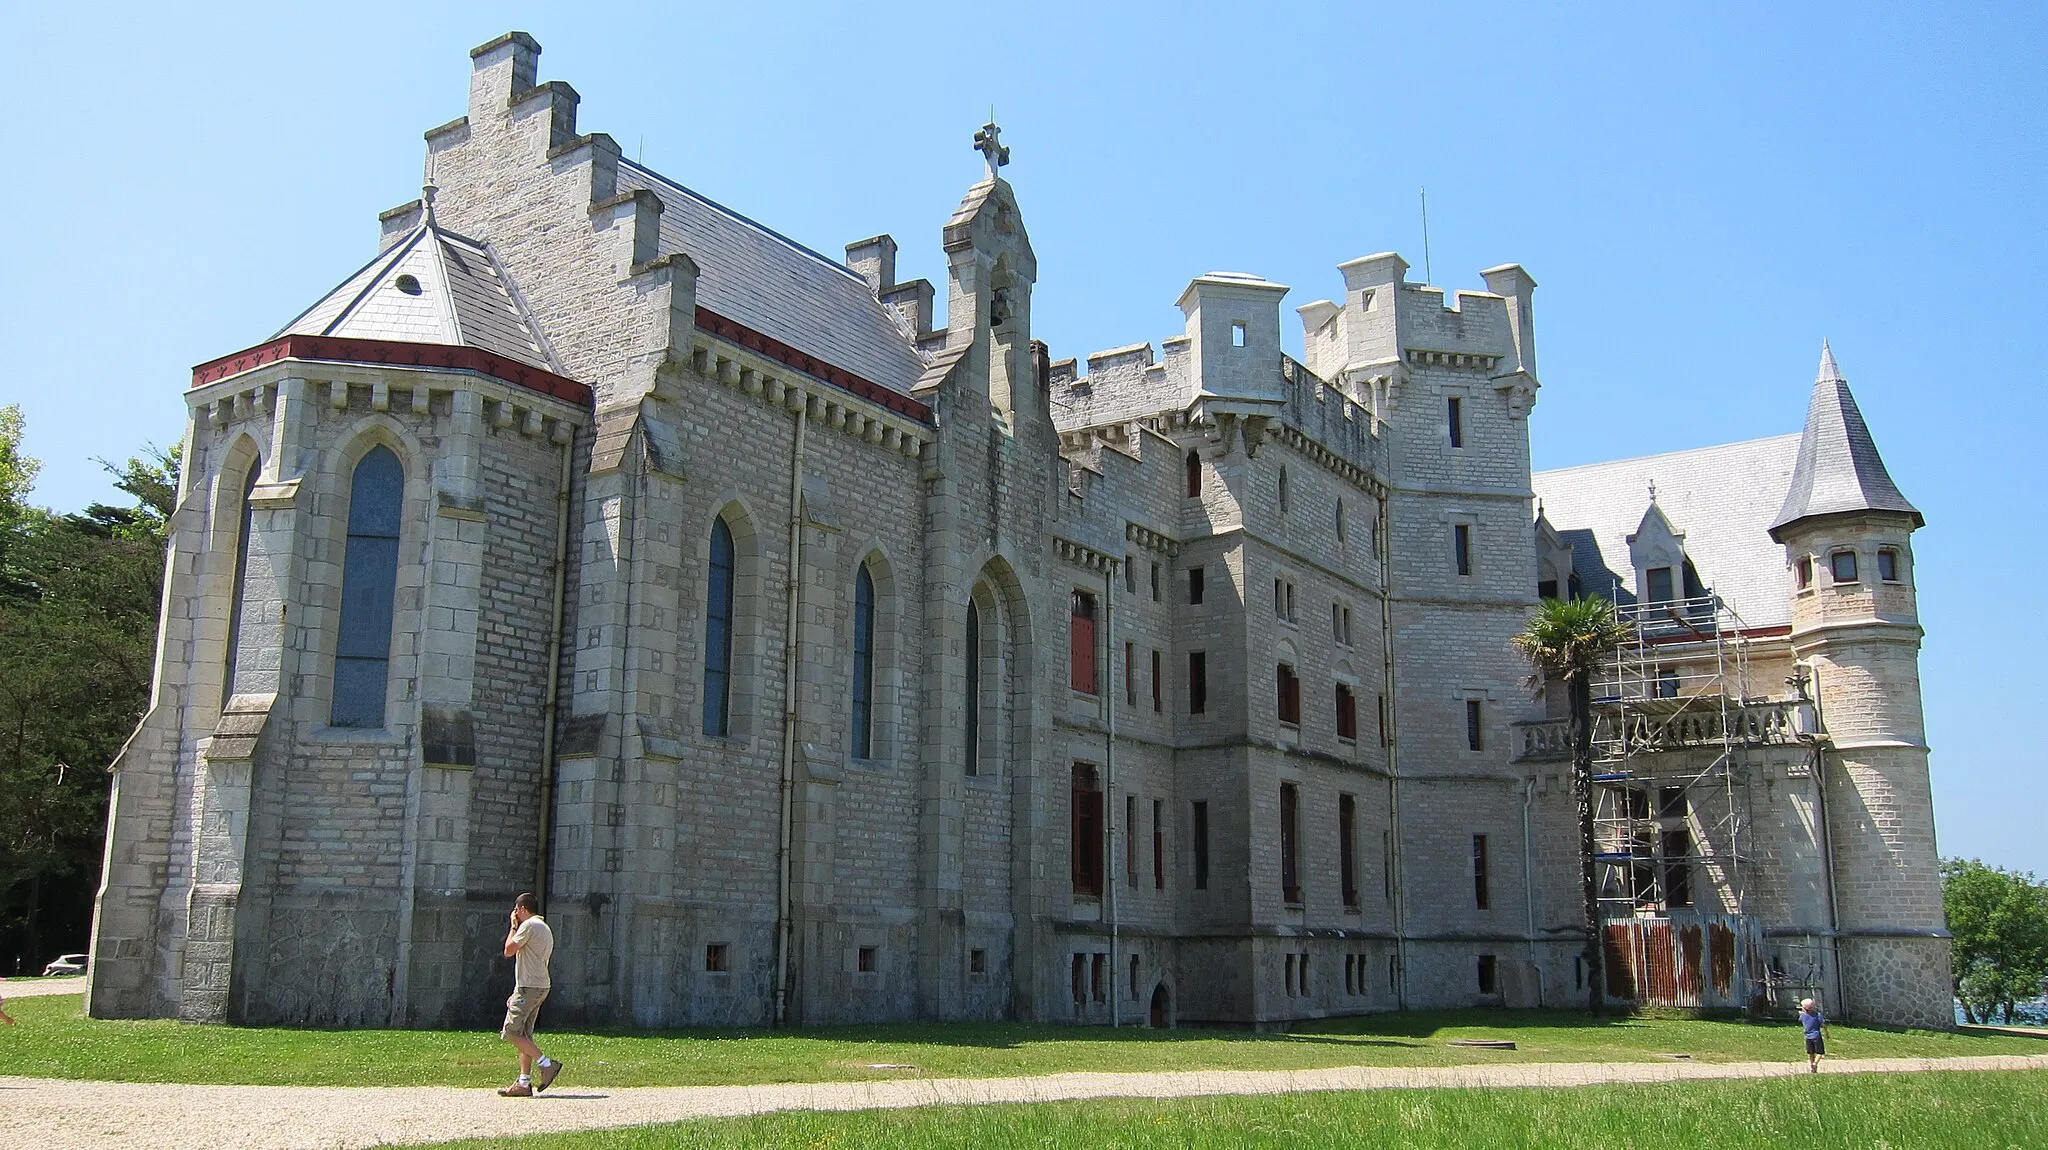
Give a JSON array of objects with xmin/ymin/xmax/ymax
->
[{"xmin": 5, "ymin": 3, "xmax": 2042, "ymax": 870}]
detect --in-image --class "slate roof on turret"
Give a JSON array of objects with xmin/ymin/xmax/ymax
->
[
  {"xmin": 617, "ymin": 159, "xmax": 929, "ymax": 396},
  {"xmin": 1769, "ymin": 343, "xmax": 1922, "ymax": 538},
  {"xmin": 274, "ymin": 216, "xmax": 557, "ymax": 372},
  {"xmin": 1532, "ymin": 435, "xmax": 1802, "ymax": 628}
]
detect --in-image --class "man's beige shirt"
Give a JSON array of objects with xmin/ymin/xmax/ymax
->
[{"xmin": 511, "ymin": 916, "xmax": 554, "ymax": 988}]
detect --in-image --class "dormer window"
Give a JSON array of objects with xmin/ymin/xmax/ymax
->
[
  {"xmin": 1878, "ymin": 548, "xmax": 1900, "ymax": 582},
  {"xmin": 1796, "ymin": 555, "xmax": 1813, "ymax": 590},
  {"xmin": 1830, "ymin": 550, "xmax": 1858, "ymax": 584},
  {"xmin": 1646, "ymin": 566, "xmax": 1674, "ymax": 604}
]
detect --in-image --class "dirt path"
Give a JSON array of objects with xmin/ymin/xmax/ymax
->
[{"xmin": 3, "ymin": 1053, "xmax": 2043, "ymax": 1150}]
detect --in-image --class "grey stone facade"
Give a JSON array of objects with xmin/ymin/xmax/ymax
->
[{"xmin": 86, "ymin": 33, "xmax": 1948, "ymax": 1030}]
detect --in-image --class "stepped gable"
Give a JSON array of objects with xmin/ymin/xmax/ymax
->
[
  {"xmin": 617, "ymin": 159, "xmax": 929, "ymax": 396},
  {"xmin": 273, "ymin": 205, "xmax": 557, "ymax": 373},
  {"xmin": 1532, "ymin": 435, "xmax": 1802, "ymax": 627},
  {"xmin": 1769, "ymin": 342, "xmax": 1922, "ymax": 538}
]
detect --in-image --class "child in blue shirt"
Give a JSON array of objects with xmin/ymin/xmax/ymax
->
[{"xmin": 1799, "ymin": 998, "xmax": 1826, "ymax": 1072}]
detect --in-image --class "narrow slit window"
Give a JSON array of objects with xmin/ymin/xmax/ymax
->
[
  {"xmin": 1473, "ymin": 833, "xmax": 1490, "ymax": 909},
  {"xmin": 1124, "ymin": 642, "xmax": 1136, "ymax": 708},
  {"xmin": 1125, "ymin": 794, "xmax": 1138, "ymax": 885},
  {"xmin": 1153, "ymin": 798, "xmax": 1165, "ymax": 889},
  {"xmin": 1189, "ymin": 651, "xmax": 1207, "ymax": 714},
  {"xmin": 1185, "ymin": 450, "xmax": 1201, "ymax": 498},
  {"xmin": 222, "ymin": 463, "xmax": 259, "ymax": 708},
  {"xmin": 1448, "ymin": 396, "xmax": 1464, "ymax": 448},
  {"xmin": 851, "ymin": 563, "xmax": 876, "ymax": 759},
  {"xmin": 1280, "ymin": 783, "xmax": 1302, "ymax": 904},
  {"xmin": 1277, "ymin": 466, "xmax": 1289, "ymax": 514},
  {"xmin": 702, "ymin": 516, "xmax": 736, "ymax": 737},
  {"xmin": 1466, "ymin": 699, "xmax": 1484, "ymax": 751},
  {"xmin": 1454, "ymin": 523, "xmax": 1472, "ymax": 576},
  {"xmin": 1192, "ymin": 801, "xmax": 1210, "ymax": 890},
  {"xmin": 1339, "ymin": 793, "xmax": 1358, "ymax": 908},
  {"xmin": 964, "ymin": 605, "xmax": 980, "ymax": 775},
  {"xmin": 333, "ymin": 445, "xmax": 403, "ymax": 728},
  {"xmin": 1189, "ymin": 567, "xmax": 1205, "ymax": 605},
  {"xmin": 1151, "ymin": 648, "xmax": 1163, "ymax": 713}
]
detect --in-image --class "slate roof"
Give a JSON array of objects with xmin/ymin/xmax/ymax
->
[
  {"xmin": 1532, "ymin": 435, "xmax": 1802, "ymax": 627},
  {"xmin": 617, "ymin": 160, "xmax": 928, "ymax": 396},
  {"xmin": 1769, "ymin": 344, "xmax": 1922, "ymax": 537},
  {"xmin": 274, "ymin": 218, "xmax": 556, "ymax": 372}
]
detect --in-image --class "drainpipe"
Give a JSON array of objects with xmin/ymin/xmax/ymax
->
[
  {"xmin": 1377, "ymin": 491, "xmax": 1408, "ymax": 1010},
  {"xmin": 1105, "ymin": 564, "xmax": 1119, "ymax": 1028},
  {"xmin": 1523, "ymin": 774, "xmax": 1543, "ymax": 1007},
  {"xmin": 535, "ymin": 429, "xmax": 575, "ymax": 905},
  {"xmin": 772, "ymin": 402, "xmax": 809, "ymax": 1027}
]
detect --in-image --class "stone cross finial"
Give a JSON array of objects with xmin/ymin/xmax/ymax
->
[
  {"xmin": 973, "ymin": 121, "xmax": 1010, "ymax": 176},
  {"xmin": 1648, "ymin": 480, "xmax": 1658, "ymax": 505}
]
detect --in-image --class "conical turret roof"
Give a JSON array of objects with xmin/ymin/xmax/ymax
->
[{"xmin": 1768, "ymin": 343, "xmax": 1921, "ymax": 539}]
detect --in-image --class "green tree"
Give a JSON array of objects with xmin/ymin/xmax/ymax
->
[
  {"xmin": 1514, "ymin": 595, "xmax": 1630, "ymax": 1014},
  {"xmin": 1942, "ymin": 858, "xmax": 2048, "ymax": 1024},
  {"xmin": 0, "ymin": 410, "xmax": 174, "ymax": 974}
]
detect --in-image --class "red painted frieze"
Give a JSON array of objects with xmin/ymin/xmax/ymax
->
[
  {"xmin": 694, "ymin": 307, "xmax": 933, "ymax": 424},
  {"xmin": 191, "ymin": 336, "xmax": 593, "ymax": 407}
]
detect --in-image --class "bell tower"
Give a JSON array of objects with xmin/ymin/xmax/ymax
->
[{"xmin": 1769, "ymin": 342, "xmax": 1950, "ymax": 1028}]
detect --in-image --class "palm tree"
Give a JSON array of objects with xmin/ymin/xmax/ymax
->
[{"xmin": 1515, "ymin": 595, "xmax": 1630, "ymax": 1015}]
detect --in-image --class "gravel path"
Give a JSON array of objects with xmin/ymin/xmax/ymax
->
[
  {"xmin": 0, "ymin": 977, "xmax": 86, "ymax": 999},
  {"xmin": 2, "ymin": 1053, "xmax": 2043, "ymax": 1150}
]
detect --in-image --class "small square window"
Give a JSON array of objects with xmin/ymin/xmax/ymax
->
[
  {"xmin": 858, "ymin": 946, "xmax": 878, "ymax": 973},
  {"xmin": 1878, "ymin": 548, "xmax": 1900, "ymax": 582},
  {"xmin": 705, "ymin": 943, "xmax": 728, "ymax": 973},
  {"xmin": 1831, "ymin": 550, "xmax": 1858, "ymax": 584},
  {"xmin": 970, "ymin": 948, "xmax": 988, "ymax": 975}
]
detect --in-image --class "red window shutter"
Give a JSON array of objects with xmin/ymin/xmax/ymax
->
[{"xmin": 1070, "ymin": 597, "xmax": 1098, "ymax": 695}]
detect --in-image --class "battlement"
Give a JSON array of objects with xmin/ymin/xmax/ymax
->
[{"xmin": 1297, "ymin": 252, "xmax": 1537, "ymax": 385}]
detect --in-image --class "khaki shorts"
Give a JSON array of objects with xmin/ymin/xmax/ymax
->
[{"xmin": 500, "ymin": 987, "xmax": 549, "ymax": 1041}]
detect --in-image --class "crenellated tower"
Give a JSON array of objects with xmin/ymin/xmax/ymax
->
[{"xmin": 1769, "ymin": 343, "xmax": 1949, "ymax": 1028}]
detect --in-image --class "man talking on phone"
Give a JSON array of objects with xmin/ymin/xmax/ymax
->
[{"xmin": 497, "ymin": 892, "xmax": 562, "ymax": 1096}]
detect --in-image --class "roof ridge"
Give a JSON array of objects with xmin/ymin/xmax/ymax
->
[
  {"xmin": 1533, "ymin": 432, "xmax": 1803, "ymax": 478},
  {"xmin": 269, "ymin": 226, "xmax": 424, "ymax": 340},
  {"xmin": 619, "ymin": 158, "xmax": 868, "ymax": 287}
]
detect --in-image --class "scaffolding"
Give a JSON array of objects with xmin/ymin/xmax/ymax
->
[{"xmin": 1587, "ymin": 592, "xmax": 1769, "ymax": 924}]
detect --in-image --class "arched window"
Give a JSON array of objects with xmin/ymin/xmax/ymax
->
[
  {"xmin": 703, "ymin": 517, "xmax": 736, "ymax": 737},
  {"xmin": 1277, "ymin": 466, "xmax": 1290, "ymax": 514},
  {"xmin": 851, "ymin": 563, "xmax": 876, "ymax": 759},
  {"xmin": 332, "ymin": 445, "xmax": 403, "ymax": 728},
  {"xmin": 222, "ymin": 462, "xmax": 259, "ymax": 709},
  {"xmin": 1184, "ymin": 450, "xmax": 1201, "ymax": 498},
  {"xmin": 965, "ymin": 603, "xmax": 981, "ymax": 775}
]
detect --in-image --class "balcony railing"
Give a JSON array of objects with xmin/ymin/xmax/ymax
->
[{"xmin": 1513, "ymin": 700, "xmax": 1810, "ymax": 762}]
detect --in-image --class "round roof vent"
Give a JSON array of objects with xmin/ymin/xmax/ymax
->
[{"xmin": 394, "ymin": 274, "xmax": 423, "ymax": 295}]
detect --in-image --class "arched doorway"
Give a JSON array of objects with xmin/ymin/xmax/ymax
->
[{"xmin": 1149, "ymin": 982, "xmax": 1170, "ymax": 1029}]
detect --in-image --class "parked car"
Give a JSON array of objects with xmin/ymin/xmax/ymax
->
[{"xmin": 42, "ymin": 953, "xmax": 87, "ymax": 977}]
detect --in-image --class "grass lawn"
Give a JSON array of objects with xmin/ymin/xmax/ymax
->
[
  {"xmin": 416, "ymin": 1071, "xmax": 2048, "ymax": 1149},
  {"xmin": 0, "ymin": 990, "xmax": 2037, "ymax": 1088}
]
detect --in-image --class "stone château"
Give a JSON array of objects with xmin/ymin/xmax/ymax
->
[{"xmin": 85, "ymin": 33, "xmax": 1950, "ymax": 1030}]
